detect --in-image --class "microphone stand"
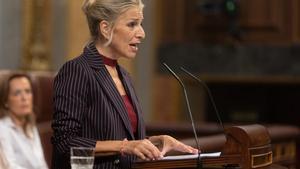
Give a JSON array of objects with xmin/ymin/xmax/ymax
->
[
  {"xmin": 163, "ymin": 63, "xmax": 202, "ymax": 169},
  {"xmin": 180, "ymin": 67, "xmax": 225, "ymax": 132}
]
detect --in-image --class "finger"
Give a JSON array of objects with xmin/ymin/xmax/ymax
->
[
  {"xmin": 160, "ymin": 147, "xmax": 167, "ymax": 156},
  {"xmin": 184, "ymin": 145, "xmax": 199, "ymax": 154},
  {"xmin": 177, "ymin": 143, "xmax": 198, "ymax": 154},
  {"xmin": 143, "ymin": 140, "xmax": 163, "ymax": 159},
  {"xmin": 132, "ymin": 140, "xmax": 161, "ymax": 160},
  {"xmin": 133, "ymin": 148, "xmax": 148, "ymax": 160},
  {"xmin": 139, "ymin": 146, "xmax": 156, "ymax": 160},
  {"xmin": 189, "ymin": 146, "xmax": 200, "ymax": 154}
]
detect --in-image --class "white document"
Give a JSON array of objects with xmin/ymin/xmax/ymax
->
[{"xmin": 162, "ymin": 152, "xmax": 221, "ymax": 160}]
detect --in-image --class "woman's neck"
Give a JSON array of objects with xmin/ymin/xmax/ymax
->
[
  {"xmin": 95, "ymin": 41, "xmax": 119, "ymax": 60},
  {"xmin": 94, "ymin": 41, "xmax": 120, "ymax": 79},
  {"xmin": 9, "ymin": 113, "xmax": 26, "ymax": 128}
]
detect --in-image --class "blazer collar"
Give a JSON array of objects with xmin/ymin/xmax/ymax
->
[{"xmin": 83, "ymin": 42, "xmax": 106, "ymax": 70}]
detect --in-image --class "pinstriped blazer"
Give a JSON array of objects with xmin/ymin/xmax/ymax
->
[{"xmin": 51, "ymin": 42, "xmax": 146, "ymax": 169}]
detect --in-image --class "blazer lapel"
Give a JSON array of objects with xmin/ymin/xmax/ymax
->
[
  {"xmin": 95, "ymin": 69, "xmax": 134, "ymax": 139},
  {"xmin": 83, "ymin": 43, "xmax": 134, "ymax": 140},
  {"xmin": 119, "ymin": 68, "xmax": 145, "ymax": 139}
]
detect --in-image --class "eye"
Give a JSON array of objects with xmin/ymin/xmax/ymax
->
[
  {"xmin": 12, "ymin": 90, "xmax": 21, "ymax": 96},
  {"xmin": 25, "ymin": 89, "xmax": 32, "ymax": 94},
  {"xmin": 127, "ymin": 21, "xmax": 138, "ymax": 28}
]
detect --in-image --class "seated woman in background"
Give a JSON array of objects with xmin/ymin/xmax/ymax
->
[{"xmin": 0, "ymin": 73, "xmax": 48, "ymax": 169}]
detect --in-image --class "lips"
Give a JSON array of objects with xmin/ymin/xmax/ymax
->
[
  {"xmin": 21, "ymin": 105, "xmax": 30, "ymax": 109},
  {"xmin": 129, "ymin": 43, "xmax": 139, "ymax": 52}
]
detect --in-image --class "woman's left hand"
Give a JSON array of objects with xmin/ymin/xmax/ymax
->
[{"xmin": 149, "ymin": 135, "xmax": 199, "ymax": 156}]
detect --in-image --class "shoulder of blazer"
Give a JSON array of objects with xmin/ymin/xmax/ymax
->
[
  {"xmin": 59, "ymin": 54, "xmax": 92, "ymax": 72},
  {"xmin": 65, "ymin": 54, "xmax": 90, "ymax": 69},
  {"xmin": 54, "ymin": 54, "xmax": 94, "ymax": 85}
]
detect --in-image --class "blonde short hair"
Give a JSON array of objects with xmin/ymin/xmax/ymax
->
[{"xmin": 82, "ymin": 0, "xmax": 144, "ymax": 44}]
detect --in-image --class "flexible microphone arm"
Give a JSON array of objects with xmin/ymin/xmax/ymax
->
[
  {"xmin": 162, "ymin": 63, "xmax": 202, "ymax": 158},
  {"xmin": 180, "ymin": 67, "xmax": 225, "ymax": 132}
]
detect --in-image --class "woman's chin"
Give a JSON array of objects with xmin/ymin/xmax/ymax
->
[
  {"xmin": 121, "ymin": 52, "xmax": 137, "ymax": 59},
  {"xmin": 15, "ymin": 111, "xmax": 33, "ymax": 117}
]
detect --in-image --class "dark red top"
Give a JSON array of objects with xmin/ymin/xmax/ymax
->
[{"xmin": 122, "ymin": 95, "xmax": 137, "ymax": 134}]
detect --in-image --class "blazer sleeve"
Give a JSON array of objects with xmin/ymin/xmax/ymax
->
[{"xmin": 51, "ymin": 60, "xmax": 96, "ymax": 154}]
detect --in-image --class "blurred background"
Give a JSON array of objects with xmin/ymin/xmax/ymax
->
[
  {"xmin": 0, "ymin": 0, "xmax": 300, "ymax": 126},
  {"xmin": 1, "ymin": 0, "xmax": 300, "ymax": 168}
]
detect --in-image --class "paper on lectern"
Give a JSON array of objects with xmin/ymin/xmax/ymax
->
[{"xmin": 162, "ymin": 152, "xmax": 221, "ymax": 160}]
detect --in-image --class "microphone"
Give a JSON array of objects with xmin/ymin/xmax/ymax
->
[
  {"xmin": 180, "ymin": 67, "xmax": 225, "ymax": 132},
  {"xmin": 162, "ymin": 63, "xmax": 202, "ymax": 169}
]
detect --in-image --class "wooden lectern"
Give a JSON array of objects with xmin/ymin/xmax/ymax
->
[{"xmin": 132, "ymin": 124, "xmax": 283, "ymax": 169}]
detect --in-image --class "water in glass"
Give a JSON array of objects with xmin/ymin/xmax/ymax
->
[
  {"xmin": 70, "ymin": 147, "xmax": 95, "ymax": 169},
  {"xmin": 71, "ymin": 156, "xmax": 94, "ymax": 169}
]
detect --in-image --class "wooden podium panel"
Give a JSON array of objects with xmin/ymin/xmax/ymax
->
[
  {"xmin": 132, "ymin": 157, "xmax": 286, "ymax": 169},
  {"xmin": 133, "ymin": 124, "xmax": 276, "ymax": 169},
  {"xmin": 132, "ymin": 154, "xmax": 241, "ymax": 169}
]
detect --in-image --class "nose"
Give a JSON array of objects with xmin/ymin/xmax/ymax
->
[
  {"xmin": 21, "ymin": 91, "xmax": 31, "ymax": 101},
  {"xmin": 136, "ymin": 25, "xmax": 145, "ymax": 40},
  {"xmin": 20, "ymin": 92, "xmax": 27, "ymax": 101}
]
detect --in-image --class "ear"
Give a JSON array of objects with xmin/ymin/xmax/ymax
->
[{"xmin": 99, "ymin": 20, "xmax": 111, "ymax": 40}]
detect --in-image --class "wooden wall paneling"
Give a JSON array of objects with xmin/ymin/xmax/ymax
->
[
  {"xmin": 185, "ymin": 0, "xmax": 231, "ymax": 43},
  {"xmin": 22, "ymin": 0, "xmax": 34, "ymax": 66},
  {"xmin": 66, "ymin": 0, "xmax": 89, "ymax": 60},
  {"xmin": 158, "ymin": 0, "xmax": 300, "ymax": 44},
  {"xmin": 158, "ymin": 0, "xmax": 186, "ymax": 44},
  {"xmin": 22, "ymin": 0, "xmax": 53, "ymax": 70},
  {"xmin": 152, "ymin": 75, "xmax": 182, "ymax": 122},
  {"xmin": 291, "ymin": 0, "xmax": 300, "ymax": 43},
  {"xmin": 239, "ymin": 0, "xmax": 293, "ymax": 44}
]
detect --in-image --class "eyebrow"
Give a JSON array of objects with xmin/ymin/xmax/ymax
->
[{"xmin": 128, "ymin": 17, "xmax": 144, "ymax": 21}]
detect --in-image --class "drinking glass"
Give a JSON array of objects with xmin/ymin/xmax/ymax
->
[{"xmin": 70, "ymin": 147, "xmax": 95, "ymax": 169}]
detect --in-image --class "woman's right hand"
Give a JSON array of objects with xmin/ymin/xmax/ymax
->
[{"xmin": 121, "ymin": 139, "xmax": 162, "ymax": 161}]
